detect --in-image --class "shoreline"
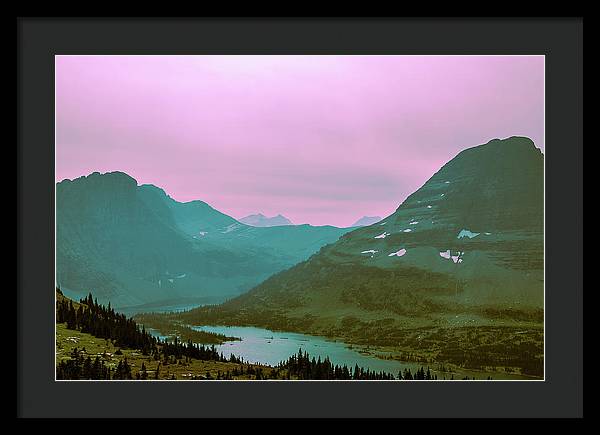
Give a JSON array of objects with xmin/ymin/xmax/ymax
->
[{"xmin": 180, "ymin": 322, "xmax": 542, "ymax": 380}]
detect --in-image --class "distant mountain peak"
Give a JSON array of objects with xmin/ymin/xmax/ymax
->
[
  {"xmin": 239, "ymin": 213, "xmax": 293, "ymax": 227},
  {"xmin": 351, "ymin": 216, "xmax": 383, "ymax": 227}
]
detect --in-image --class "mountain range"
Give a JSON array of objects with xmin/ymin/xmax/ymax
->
[
  {"xmin": 56, "ymin": 172, "xmax": 352, "ymax": 309},
  {"xmin": 174, "ymin": 137, "xmax": 544, "ymax": 344},
  {"xmin": 239, "ymin": 213, "xmax": 293, "ymax": 227}
]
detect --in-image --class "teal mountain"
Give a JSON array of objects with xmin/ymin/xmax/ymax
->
[
  {"xmin": 56, "ymin": 172, "xmax": 352, "ymax": 309},
  {"xmin": 177, "ymin": 137, "xmax": 544, "ymax": 334}
]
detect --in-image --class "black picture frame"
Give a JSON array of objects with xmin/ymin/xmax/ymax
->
[{"xmin": 17, "ymin": 17, "xmax": 583, "ymax": 418}]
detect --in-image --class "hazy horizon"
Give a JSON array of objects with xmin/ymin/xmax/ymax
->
[{"xmin": 56, "ymin": 55, "xmax": 544, "ymax": 227}]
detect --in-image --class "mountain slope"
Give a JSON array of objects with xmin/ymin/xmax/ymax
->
[
  {"xmin": 56, "ymin": 172, "xmax": 351, "ymax": 308},
  {"xmin": 138, "ymin": 184, "xmax": 240, "ymax": 235},
  {"xmin": 177, "ymin": 137, "xmax": 544, "ymax": 334}
]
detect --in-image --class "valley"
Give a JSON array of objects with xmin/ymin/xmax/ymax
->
[
  {"xmin": 56, "ymin": 137, "xmax": 545, "ymax": 380},
  {"xmin": 153, "ymin": 136, "xmax": 545, "ymax": 379}
]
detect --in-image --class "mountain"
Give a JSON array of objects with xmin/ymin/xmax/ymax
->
[
  {"xmin": 56, "ymin": 172, "xmax": 352, "ymax": 308},
  {"xmin": 239, "ymin": 213, "xmax": 293, "ymax": 227},
  {"xmin": 351, "ymin": 216, "xmax": 383, "ymax": 227},
  {"xmin": 175, "ymin": 137, "xmax": 544, "ymax": 345}
]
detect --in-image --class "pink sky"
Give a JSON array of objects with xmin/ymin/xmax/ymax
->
[{"xmin": 56, "ymin": 55, "xmax": 544, "ymax": 227}]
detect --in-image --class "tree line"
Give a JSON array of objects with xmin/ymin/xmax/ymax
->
[
  {"xmin": 277, "ymin": 348, "xmax": 394, "ymax": 380},
  {"xmin": 57, "ymin": 291, "xmax": 157, "ymax": 354},
  {"xmin": 276, "ymin": 348, "xmax": 446, "ymax": 380}
]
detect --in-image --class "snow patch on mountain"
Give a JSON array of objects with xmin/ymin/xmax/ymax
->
[
  {"xmin": 440, "ymin": 250, "xmax": 465, "ymax": 263},
  {"xmin": 388, "ymin": 248, "xmax": 407, "ymax": 257},
  {"xmin": 457, "ymin": 229, "xmax": 480, "ymax": 239},
  {"xmin": 222, "ymin": 223, "xmax": 242, "ymax": 233}
]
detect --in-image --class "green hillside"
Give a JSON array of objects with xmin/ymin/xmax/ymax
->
[{"xmin": 170, "ymin": 137, "xmax": 544, "ymax": 377}]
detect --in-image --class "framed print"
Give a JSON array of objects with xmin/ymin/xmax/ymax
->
[{"xmin": 17, "ymin": 17, "xmax": 583, "ymax": 419}]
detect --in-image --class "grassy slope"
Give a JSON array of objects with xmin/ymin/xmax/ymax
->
[
  {"xmin": 56, "ymin": 323, "xmax": 281, "ymax": 380},
  {"xmin": 55, "ymin": 290, "xmax": 285, "ymax": 380}
]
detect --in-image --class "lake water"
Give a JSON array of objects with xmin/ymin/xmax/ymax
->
[
  {"xmin": 149, "ymin": 324, "xmax": 537, "ymax": 380},
  {"xmin": 190, "ymin": 325, "xmax": 414, "ymax": 376}
]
